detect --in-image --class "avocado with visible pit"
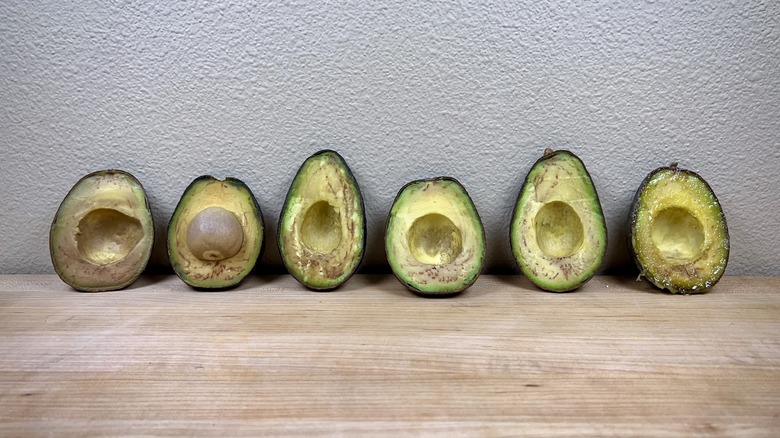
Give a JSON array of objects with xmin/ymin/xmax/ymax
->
[
  {"xmin": 50, "ymin": 170, "xmax": 154, "ymax": 292},
  {"xmin": 629, "ymin": 163, "xmax": 729, "ymax": 294},
  {"xmin": 510, "ymin": 149, "xmax": 607, "ymax": 292},
  {"xmin": 385, "ymin": 177, "xmax": 485, "ymax": 296},
  {"xmin": 278, "ymin": 150, "xmax": 366, "ymax": 290},
  {"xmin": 168, "ymin": 176, "xmax": 264, "ymax": 289}
]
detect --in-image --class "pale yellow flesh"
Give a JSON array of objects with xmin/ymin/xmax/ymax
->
[
  {"xmin": 51, "ymin": 173, "xmax": 153, "ymax": 291},
  {"xmin": 279, "ymin": 155, "xmax": 363, "ymax": 288},
  {"xmin": 632, "ymin": 170, "xmax": 728, "ymax": 292},
  {"xmin": 170, "ymin": 181, "xmax": 262, "ymax": 287},
  {"xmin": 386, "ymin": 180, "xmax": 484, "ymax": 293},
  {"xmin": 511, "ymin": 154, "xmax": 605, "ymax": 290}
]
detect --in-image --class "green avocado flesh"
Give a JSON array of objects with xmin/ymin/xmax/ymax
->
[
  {"xmin": 630, "ymin": 166, "xmax": 729, "ymax": 294},
  {"xmin": 510, "ymin": 150, "xmax": 607, "ymax": 292},
  {"xmin": 168, "ymin": 176, "xmax": 264, "ymax": 289},
  {"xmin": 386, "ymin": 178, "xmax": 485, "ymax": 295},
  {"xmin": 278, "ymin": 150, "xmax": 366, "ymax": 290},
  {"xmin": 50, "ymin": 170, "xmax": 154, "ymax": 292}
]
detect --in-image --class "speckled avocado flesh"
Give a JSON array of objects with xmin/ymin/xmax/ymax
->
[
  {"xmin": 278, "ymin": 150, "xmax": 366, "ymax": 290},
  {"xmin": 385, "ymin": 177, "xmax": 485, "ymax": 296},
  {"xmin": 168, "ymin": 176, "xmax": 264, "ymax": 289},
  {"xmin": 510, "ymin": 149, "xmax": 607, "ymax": 292},
  {"xmin": 629, "ymin": 164, "xmax": 729, "ymax": 294},
  {"xmin": 50, "ymin": 170, "xmax": 154, "ymax": 292}
]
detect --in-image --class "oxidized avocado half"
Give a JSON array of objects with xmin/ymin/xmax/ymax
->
[
  {"xmin": 49, "ymin": 170, "xmax": 154, "ymax": 292},
  {"xmin": 278, "ymin": 150, "xmax": 366, "ymax": 290},
  {"xmin": 386, "ymin": 177, "xmax": 485, "ymax": 296},
  {"xmin": 629, "ymin": 164, "xmax": 729, "ymax": 294},
  {"xmin": 510, "ymin": 149, "xmax": 607, "ymax": 292},
  {"xmin": 168, "ymin": 176, "xmax": 264, "ymax": 289}
]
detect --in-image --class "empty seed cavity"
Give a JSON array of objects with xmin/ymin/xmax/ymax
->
[
  {"xmin": 407, "ymin": 213, "xmax": 463, "ymax": 265},
  {"xmin": 76, "ymin": 208, "xmax": 144, "ymax": 265},
  {"xmin": 534, "ymin": 201, "xmax": 584, "ymax": 258},
  {"xmin": 301, "ymin": 201, "xmax": 342, "ymax": 254},
  {"xmin": 651, "ymin": 207, "xmax": 704, "ymax": 263}
]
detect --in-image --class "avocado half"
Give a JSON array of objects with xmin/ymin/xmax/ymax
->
[
  {"xmin": 168, "ymin": 176, "xmax": 264, "ymax": 289},
  {"xmin": 49, "ymin": 170, "xmax": 154, "ymax": 292},
  {"xmin": 278, "ymin": 150, "xmax": 366, "ymax": 290},
  {"xmin": 510, "ymin": 149, "xmax": 607, "ymax": 292},
  {"xmin": 629, "ymin": 164, "xmax": 729, "ymax": 294},
  {"xmin": 385, "ymin": 177, "xmax": 485, "ymax": 296}
]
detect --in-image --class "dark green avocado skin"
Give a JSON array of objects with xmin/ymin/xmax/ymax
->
[
  {"xmin": 385, "ymin": 176, "xmax": 486, "ymax": 298},
  {"xmin": 628, "ymin": 165, "xmax": 730, "ymax": 294},
  {"xmin": 277, "ymin": 150, "xmax": 366, "ymax": 291}
]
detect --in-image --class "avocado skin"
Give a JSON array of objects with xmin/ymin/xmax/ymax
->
[
  {"xmin": 628, "ymin": 165, "xmax": 730, "ymax": 294},
  {"xmin": 50, "ymin": 169, "xmax": 154, "ymax": 292},
  {"xmin": 168, "ymin": 175, "xmax": 265, "ymax": 289},
  {"xmin": 510, "ymin": 150, "xmax": 607, "ymax": 292},
  {"xmin": 385, "ymin": 176, "xmax": 486, "ymax": 297},
  {"xmin": 278, "ymin": 150, "xmax": 366, "ymax": 291}
]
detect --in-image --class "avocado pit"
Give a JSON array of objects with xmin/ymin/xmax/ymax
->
[
  {"xmin": 407, "ymin": 213, "xmax": 463, "ymax": 265},
  {"xmin": 76, "ymin": 208, "xmax": 144, "ymax": 265},
  {"xmin": 534, "ymin": 201, "xmax": 584, "ymax": 258},
  {"xmin": 650, "ymin": 207, "xmax": 704, "ymax": 263},
  {"xmin": 186, "ymin": 206, "xmax": 244, "ymax": 261}
]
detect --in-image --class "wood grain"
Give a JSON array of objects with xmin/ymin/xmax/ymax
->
[{"xmin": 0, "ymin": 275, "xmax": 779, "ymax": 437}]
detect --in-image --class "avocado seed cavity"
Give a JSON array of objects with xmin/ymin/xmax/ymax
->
[
  {"xmin": 534, "ymin": 201, "xmax": 584, "ymax": 258},
  {"xmin": 407, "ymin": 213, "xmax": 463, "ymax": 265},
  {"xmin": 76, "ymin": 208, "xmax": 144, "ymax": 265},
  {"xmin": 301, "ymin": 201, "xmax": 342, "ymax": 254},
  {"xmin": 651, "ymin": 207, "xmax": 704, "ymax": 263},
  {"xmin": 187, "ymin": 206, "xmax": 244, "ymax": 261}
]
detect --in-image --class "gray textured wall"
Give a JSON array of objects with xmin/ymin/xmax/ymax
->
[{"xmin": 2, "ymin": 1, "xmax": 779, "ymax": 276}]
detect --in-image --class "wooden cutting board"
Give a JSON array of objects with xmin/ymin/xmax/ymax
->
[{"xmin": 1, "ymin": 275, "xmax": 778, "ymax": 436}]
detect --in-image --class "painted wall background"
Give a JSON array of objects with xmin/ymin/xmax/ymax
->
[{"xmin": 1, "ymin": 1, "xmax": 778, "ymax": 276}]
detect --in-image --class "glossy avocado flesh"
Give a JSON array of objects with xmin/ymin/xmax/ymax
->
[
  {"xmin": 168, "ymin": 176, "xmax": 264, "ymax": 289},
  {"xmin": 386, "ymin": 177, "xmax": 485, "ymax": 296},
  {"xmin": 50, "ymin": 170, "xmax": 154, "ymax": 292},
  {"xmin": 510, "ymin": 150, "xmax": 607, "ymax": 292},
  {"xmin": 278, "ymin": 150, "xmax": 366, "ymax": 290},
  {"xmin": 630, "ymin": 165, "xmax": 729, "ymax": 294}
]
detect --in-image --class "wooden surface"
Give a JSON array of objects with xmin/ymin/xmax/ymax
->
[{"xmin": 1, "ymin": 275, "xmax": 779, "ymax": 437}]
